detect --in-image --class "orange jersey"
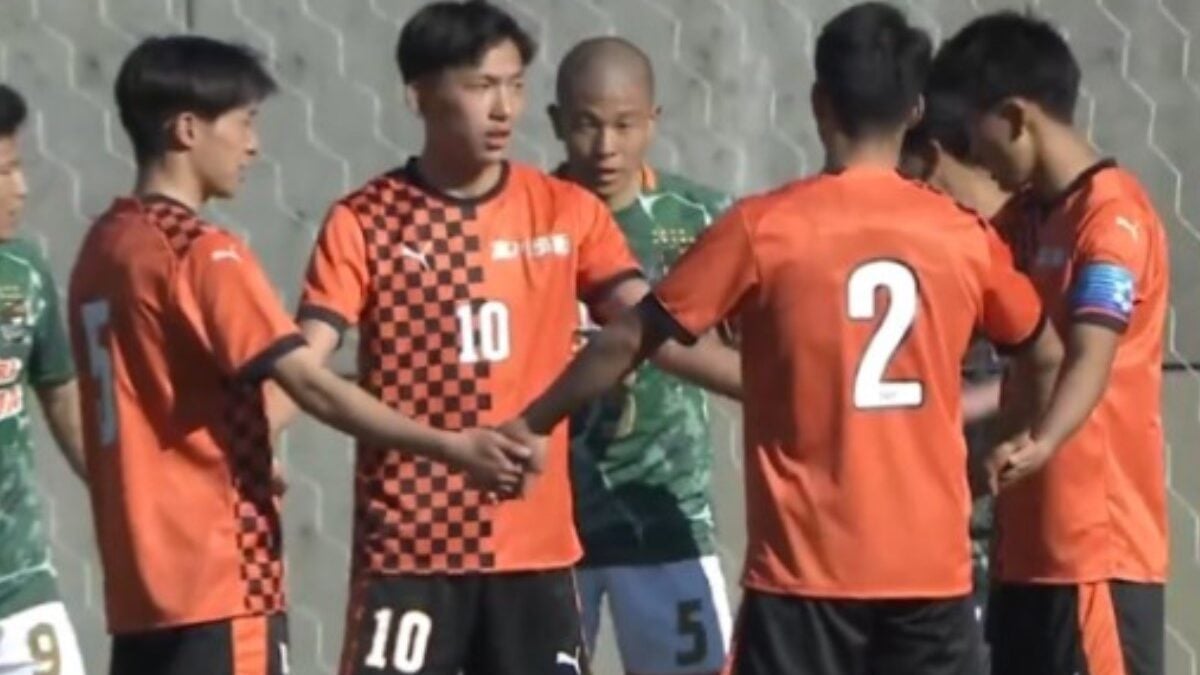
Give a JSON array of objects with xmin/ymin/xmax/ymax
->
[
  {"xmin": 68, "ymin": 196, "xmax": 303, "ymax": 633},
  {"xmin": 994, "ymin": 161, "xmax": 1169, "ymax": 583},
  {"xmin": 299, "ymin": 160, "xmax": 639, "ymax": 575},
  {"xmin": 651, "ymin": 166, "xmax": 1044, "ymax": 598}
]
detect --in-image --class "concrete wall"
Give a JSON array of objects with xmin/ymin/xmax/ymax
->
[{"xmin": 2, "ymin": 0, "xmax": 1198, "ymax": 673}]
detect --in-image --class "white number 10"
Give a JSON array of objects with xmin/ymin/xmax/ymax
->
[
  {"xmin": 456, "ymin": 301, "xmax": 510, "ymax": 364},
  {"xmin": 847, "ymin": 261, "xmax": 924, "ymax": 409},
  {"xmin": 81, "ymin": 300, "xmax": 117, "ymax": 445},
  {"xmin": 364, "ymin": 609, "xmax": 432, "ymax": 673}
]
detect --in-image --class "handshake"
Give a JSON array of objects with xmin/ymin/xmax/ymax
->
[{"xmin": 439, "ymin": 417, "xmax": 549, "ymax": 499}]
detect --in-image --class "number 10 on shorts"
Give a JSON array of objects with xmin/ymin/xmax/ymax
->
[{"xmin": 364, "ymin": 609, "xmax": 432, "ymax": 673}]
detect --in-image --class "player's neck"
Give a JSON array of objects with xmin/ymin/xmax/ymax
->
[
  {"xmin": 605, "ymin": 174, "xmax": 642, "ymax": 212},
  {"xmin": 134, "ymin": 158, "xmax": 204, "ymax": 211},
  {"xmin": 561, "ymin": 162, "xmax": 642, "ymax": 212},
  {"xmin": 824, "ymin": 136, "xmax": 902, "ymax": 174},
  {"xmin": 415, "ymin": 148, "xmax": 504, "ymax": 201},
  {"xmin": 1030, "ymin": 124, "xmax": 1100, "ymax": 202},
  {"xmin": 961, "ymin": 180, "xmax": 1010, "ymax": 220}
]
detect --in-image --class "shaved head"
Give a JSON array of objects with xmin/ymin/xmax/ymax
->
[
  {"xmin": 551, "ymin": 37, "xmax": 659, "ymax": 210},
  {"xmin": 555, "ymin": 36, "xmax": 655, "ymax": 107}
]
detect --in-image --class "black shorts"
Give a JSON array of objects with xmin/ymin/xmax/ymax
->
[
  {"xmin": 987, "ymin": 581, "xmax": 1164, "ymax": 675},
  {"xmin": 110, "ymin": 613, "xmax": 288, "ymax": 675},
  {"xmin": 728, "ymin": 590, "xmax": 980, "ymax": 675},
  {"xmin": 339, "ymin": 569, "xmax": 588, "ymax": 675}
]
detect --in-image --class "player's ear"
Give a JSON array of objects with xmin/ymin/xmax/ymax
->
[
  {"xmin": 403, "ymin": 82, "xmax": 422, "ymax": 116},
  {"xmin": 906, "ymin": 94, "xmax": 925, "ymax": 131},
  {"xmin": 647, "ymin": 104, "xmax": 662, "ymax": 136},
  {"xmin": 547, "ymin": 103, "xmax": 565, "ymax": 140},
  {"xmin": 917, "ymin": 141, "xmax": 941, "ymax": 180},
  {"xmin": 997, "ymin": 99, "xmax": 1027, "ymax": 142},
  {"xmin": 170, "ymin": 111, "xmax": 199, "ymax": 151}
]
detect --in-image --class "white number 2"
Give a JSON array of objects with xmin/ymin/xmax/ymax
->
[
  {"xmin": 81, "ymin": 300, "xmax": 117, "ymax": 445},
  {"xmin": 364, "ymin": 609, "xmax": 432, "ymax": 673},
  {"xmin": 456, "ymin": 301, "xmax": 510, "ymax": 364},
  {"xmin": 847, "ymin": 261, "xmax": 923, "ymax": 410}
]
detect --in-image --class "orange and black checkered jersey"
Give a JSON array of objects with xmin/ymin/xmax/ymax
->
[
  {"xmin": 68, "ymin": 196, "xmax": 303, "ymax": 632},
  {"xmin": 299, "ymin": 159, "xmax": 640, "ymax": 575},
  {"xmin": 650, "ymin": 166, "xmax": 1044, "ymax": 599}
]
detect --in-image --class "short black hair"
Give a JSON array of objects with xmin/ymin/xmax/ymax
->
[
  {"xmin": 902, "ymin": 90, "xmax": 972, "ymax": 163},
  {"xmin": 814, "ymin": 2, "xmax": 931, "ymax": 139},
  {"xmin": 397, "ymin": 1, "xmax": 537, "ymax": 83},
  {"xmin": 115, "ymin": 35, "xmax": 276, "ymax": 163},
  {"xmin": 0, "ymin": 84, "xmax": 27, "ymax": 138},
  {"xmin": 934, "ymin": 11, "xmax": 1080, "ymax": 122}
]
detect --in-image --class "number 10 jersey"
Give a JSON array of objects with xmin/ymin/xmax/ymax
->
[{"xmin": 299, "ymin": 160, "xmax": 640, "ymax": 576}]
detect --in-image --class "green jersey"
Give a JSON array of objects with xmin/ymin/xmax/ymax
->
[
  {"xmin": 0, "ymin": 239, "xmax": 73, "ymax": 615},
  {"xmin": 570, "ymin": 169, "xmax": 732, "ymax": 567}
]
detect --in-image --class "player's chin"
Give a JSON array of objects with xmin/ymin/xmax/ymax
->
[
  {"xmin": 474, "ymin": 145, "xmax": 507, "ymax": 166},
  {"xmin": 209, "ymin": 178, "xmax": 241, "ymax": 200},
  {"xmin": 591, "ymin": 173, "xmax": 626, "ymax": 198}
]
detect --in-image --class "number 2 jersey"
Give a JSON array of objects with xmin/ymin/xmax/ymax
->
[
  {"xmin": 299, "ymin": 160, "xmax": 640, "ymax": 576},
  {"xmin": 649, "ymin": 166, "xmax": 1045, "ymax": 598},
  {"xmin": 68, "ymin": 196, "xmax": 303, "ymax": 633}
]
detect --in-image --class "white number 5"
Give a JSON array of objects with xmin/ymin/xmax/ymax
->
[
  {"xmin": 847, "ymin": 261, "xmax": 923, "ymax": 409},
  {"xmin": 81, "ymin": 300, "xmax": 117, "ymax": 446}
]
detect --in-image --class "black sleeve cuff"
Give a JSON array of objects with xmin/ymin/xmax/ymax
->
[
  {"xmin": 994, "ymin": 313, "xmax": 1048, "ymax": 357},
  {"xmin": 297, "ymin": 304, "xmax": 350, "ymax": 335},
  {"xmin": 636, "ymin": 294, "xmax": 698, "ymax": 347},
  {"xmin": 236, "ymin": 333, "xmax": 307, "ymax": 383},
  {"xmin": 580, "ymin": 268, "xmax": 644, "ymax": 307},
  {"xmin": 29, "ymin": 370, "xmax": 77, "ymax": 389}
]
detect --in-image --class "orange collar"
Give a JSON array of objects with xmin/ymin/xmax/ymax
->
[{"xmin": 640, "ymin": 165, "xmax": 658, "ymax": 192}]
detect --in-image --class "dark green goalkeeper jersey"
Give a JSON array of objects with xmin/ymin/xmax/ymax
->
[{"xmin": 567, "ymin": 167, "xmax": 733, "ymax": 567}]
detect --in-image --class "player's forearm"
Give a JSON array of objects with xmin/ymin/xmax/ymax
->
[
  {"xmin": 649, "ymin": 334, "xmax": 742, "ymax": 400},
  {"xmin": 523, "ymin": 313, "xmax": 647, "ymax": 435},
  {"xmin": 270, "ymin": 347, "xmax": 456, "ymax": 459},
  {"xmin": 36, "ymin": 380, "xmax": 87, "ymax": 482},
  {"xmin": 267, "ymin": 320, "xmax": 340, "ymax": 436},
  {"xmin": 294, "ymin": 370, "xmax": 454, "ymax": 457},
  {"xmin": 962, "ymin": 378, "xmax": 1002, "ymax": 424},
  {"xmin": 263, "ymin": 381, "xmax": 295, "ymax": 439},
  {"xmin": 1032, "ymin": 341, "xmax": 1113, "ymax": 451},
  {"xmin": 1030, "ymin": 324, "xmax": 1115, "ymax": 450}
]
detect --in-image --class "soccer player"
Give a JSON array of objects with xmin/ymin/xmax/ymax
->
[
  {"xmin": 899, "ymin": 90, "xmax": 1015, "ymax": 672},
  {"xmin": 548, "ymin": 37, "xmax": 733, "ymax": 675},
  {"xmin": 900, "ymin": 89, "xmax": 1010, "ymax": 423},
  {"xmin": 935, "ymin": 13, "xmax": 1170, "ymax": 675},
  {"xmin": 289, "ymin": 3, "xmax": 738, "ymax": 674},
  {"xmin": 0, "ymin": 83, "xmax": 88, "ymax": 675},
  {"xmin": 68, "ymin": 35, "xmax": 531, "ymax": 675},
  {"xmin": 502, "ymin": 3, "xmax": 1111, "ymax": 673}
]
